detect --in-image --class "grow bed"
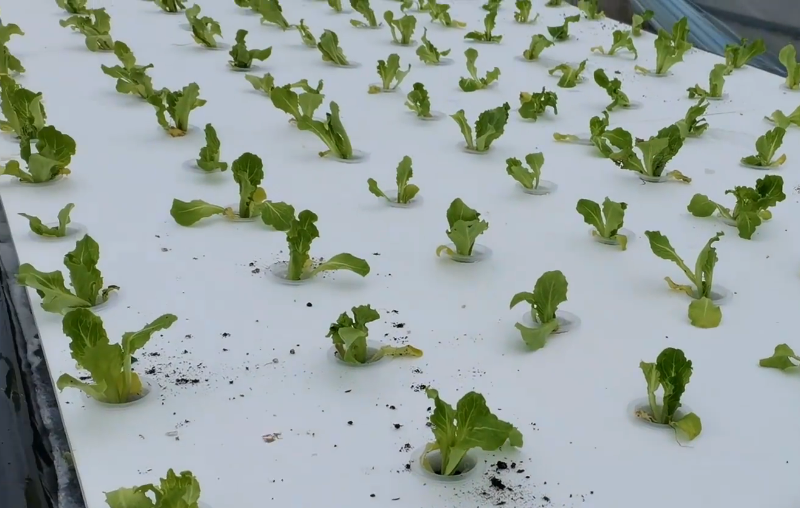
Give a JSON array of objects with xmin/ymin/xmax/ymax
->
[{"xmin": 2, "ymin": 1, "xmax": 800, "ymax": 507}]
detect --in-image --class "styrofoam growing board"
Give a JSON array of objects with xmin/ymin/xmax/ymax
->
[{"xmin": 2, "ymin": 1, "xmax": 800, "ymax": 507}]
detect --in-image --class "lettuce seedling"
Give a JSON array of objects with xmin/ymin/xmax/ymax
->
[
  {"xmin": 778, "ymin": 44, "xmax": 800, "ymax": 89},
  {"xmin": 106, "ymin": 470, "xmax": 201, "ymax": 508},
  {"xmin": 765, "ymin": 106, "xmax": 800, "ymax": 128},
  {"xmin": 514, "ymin": 0, "xmax": 535, "ymax": 23},
  {"xmin": 385, "ymin": 11, "xmax": 416, "ymax": 45},
  {"xmin": 510, "ymin": 270, "xmax": 568, "ymax": 350},
  {"xmin": 186, "ymin": 5, "xmax": 223, "ymax": 48},
  {"xmin": 436, "ymin": 198, "xmax": 489, "ymax": 258},
  {"xmin": 635, "ymin": 19, "xmax": 691, "ymax": 75},
  {"xmin": 741, "ymin": 127, "xmax": 787, "ymax": 168},
  {"xmin": 405, "ymin": 82, "xmax": 434, "ymax": 118},
  {"xmin": 576, "ymin": 197, "xmax": 629, "ymax": 250},
  {"xmin": 464, "ymin": 9, "xmax": 502, "ymax": 43},
  {"xmin": 521, "ymin": 34, "xmax": 553, "ymax": 61},
  {"xmin": 594, "ymin": 69, "xmax": 630, "ymax": 110},
  {"xmin": 547, "ymin": 15, "xmax": 579, "ymax": 41},
  {"xmin": 17, "ymin": 235, "xmax": 119, "ymax": 313},
  {"xmin": 369, "ymin": 53, "xmax": 411, "ymax": 93},
  {"xmin": 578, "ymin": 0, "xmax": 604, "ymax": 20},
  {"xmin": 59, "ymin": 8, "xmax": 113, "ymax": 51},
  {"xmin": 554, "ymin": 112, "xmax": 617, "ymax": 155},
  {"xmin": 548, "ymin": 60, "xmax": 586, "ymax": 88},
  {"xmin": 327, "ymin": 305, "xmax": 422, "ymax": 364},
  {"xmin": 317, "ymin": 30, "xmax": 349, "ymax": 65},
  {"xmin": 147, "ymin": 82, "xmax": 206, "ymax": 137},
  {"xmin": 0, "ymin": 76, "xmax": 46, "ymax": 140},
  {"xmin": 0, "ymin": 20, "xmax": 25, "ymax": 76},
  {"xmin": 687, "ymin": 175, "xmax": 785, "ymax": 240},
  {"xmin": 416, "ymin": 28, "xmax": 450, "ymax": 64},
  {"xmin": 545, "ymin": 0, "xmax": 563, "ymax": 5},
  {"xmin": 171, "ymin": 152, "xmax": 271, "ymax": 225},
  {"xmin": 424, "ymin": 388, "xmax": 523, "ymax": 476},
  {"xmin": 760, "ymin": 344, "xmax": 800, "ymax": 371},
  {"xmin": 57, "ymin": 309, "xmax": 176, "ymax": 404},
  {"xmin": 637, "ymin": 348, "xmax": 702, "ymax": 440},
  {"xmin": 245, "ymin": 73, "xmax": 275, "ymax": 95},
  {"xmin": 631, "ymin": 9, "xmax": 653, "ymax": 36},
  {"xmin": 297, "ymin": 102, "xmax": 358, "ymax": 159},
  {"xmin": 451, "ymin": 103, "xmax": 509, "ymax": 152},
  {"xmin": 608, "ymin": 124, "xmax": 690, "ymax": 182},
  {"xmin": 154, "ymin": 0, "xmax": 186, "ymax": 13},
  {"xmin": 100, "ymin": 41, "xmax": 155, "ymax": 100},
  {"xmin": 229, "ymin": 29, "xmax": 272, "ymax": 69},
  {"xmin": 263, "ymin": 205, "xmax": 370, "ymax": 280},
  {"xmin": 518, "ymin": 88, "xmax": 557, "ymax": 121},
  {"xmin": 724, "ymin": 38, "xmax": 765, "ymax": 72},
  {"xmin": 458, "ymin": 48, "xmax": 500, "ymax": 92},
  {"xmin": 298, "ymin": 19, "xmax": 317, "ymax": 47},
  {"xmin": 675, "ymin": 99, "xmax": 708, "ymax": 138},
  {"xmin": 368, "ymin": 155, "xmax": 420, "ymax": 204},
  {"xmin": 645, "ymin": 230, "xmax": 724, "ymax": 328},
  {"xmin": 328, "ymin": 0, "xmax": 344, "ymax": 12},
  {"xmin": 258, "ymin": 0, "xmax": 292, "ymax": 29},
  {"xmin": 196, "ymin": 124, "xmax": 228, "ymax": 172},
  {"xmin": 506, "ymin": 152, "xmax": 544, "ymax": 190},
  {"xmin": 269, "ymin": 84, "xmax": 325, "ymax": 125},
  {"xmin": 1, "ymin": 126, "xmax": 75, "ymax": 183},
  {"xmin": 590, "ymin": 30, "xmax": 638, "ymax": 59},
  {"xmin": 19, "ymin": 203, "xmax": 75, "ymax": 238},
  {"xmin": 428, "ymin": 2, "xmax": 465, "ymax": 28},
  {"xmin": 482, "ymin": 0, "xmax": 501, "ymax": 11},
  {"xmin": 56, "ymin": 0, "xmax": 89, "ymax": 14},
  {"xmin": 350, "ymin": 0, "xmax": 380, "ymax": 27},
  {"xmin": 687, "ymin": 63, "xmax": 726, "ymax": 99}
]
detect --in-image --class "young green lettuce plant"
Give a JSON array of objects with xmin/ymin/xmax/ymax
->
[
  {"xmin": 548, "ymin": 60, "xmax": 586, "ymax": 88},
  {"xmin": 760, "ymin": 344, "xmax": 800, "ymax": 372},
  {"xmin": 635, "ymin": 19, "xmax": 692, "ymax": 76},
  {"xmin": 547, "ymin": 15, "xmax": 579, "ymax": 41},
  {"xmin": 298, "ymin": 19, "xmax": 317, "ymax": 47},
  {"xmin": 505, "ymin": 152, "xmax": 545, "ymax": 191},
  {"xmin": 435, "ymin": 198, "xmax": 489, "ymax": 258},
  {"xmin": 451, "ymin": 103, "xmax": 510, "ymax": 153},
  {"xmin": 576, "ymin": 197, "xmax": 629, "ymax": 250},
  {"xmin": 637, "ymin": 347, "xmax": 702, "ymax": 441},
  {"xmin": 510, "ymin": 270, "xmax": 569, "ymax": 350},
  {"xmin": 514, "ymin": 0, "xmax": 536, "ymax": 23},
  {"xmin": 56, "ymin": 0, "xmax": 89, "ymax": 14},
  {"xmin": 741, "ymin": 127, "xmax": 787, "ymax": 168},
  {"xmin": 608, "ymin": 124, "xmax": 690, "ymax": 182},
  {"xmin": 327, "ymin": 0, "xmax": 344, "ymax": 13},
  {"xmin": 56, "ymin": 309, "xmax": 176, "ymax": 404},
  {"xmin": 17, "ymin": 235, "xmax": 118, "ymax": 313},
  {"xmin": 779, "ymin": 44, "xmax": 800, "ymax": 89},
  {"xmin": 405, "ymin": 82, "xmax": 435, "ymax": 119},
  {"xmin": 258, "ymin": 0, "xmax": 293, "ymax": 29},
  {"xmin": 423, "ymin": 388, "xmax": 523, "ymax": 476},
  {"xmin": 327, "ymin": 305, "xmax": 422, "ymax": 364},
  {"xmin": 368, "ymin": 155, "xmax": 420, "ymax": 205},
  {"xmin": 554, "ymin": 112, "xmax": 613, "ymax": 155},
  {"xmin": 385, "ymin": 11, "xmax": 416, "ymax": 45},
  {"xmin": 105, "ymin": 470, "xmax": 201, "ymax": 508},
  {"xmin": 594, "ymin": 69, "xmax": 630, "ymax": 110},
  {"xmin": 369, "ymin": 54, "xmax": 410, "ymax": 93},
  {"xmin": 0, "ymin": 126, "xmax": 75, "ymax": 184},
  {"xmin": 0, "ymin": 76, "xmax": 46, "ymax": 140},
  {"xmin": 317, "ymin": 30, "xmax": 350, "ymax": 66},
  {"xmin": 100, "ymin": 41, "xmax": 155, "ymax": 100},
  {"xmin": 416, "ymin": 28, "xmax": 450, "ymax": 64},
  {"xmin": 765, "ymin": 106, "xmax": 800, "ymax": 128},
  {"xmin": 724, "ymin": 38, "xmax": 765, "ymax": 72},
  {"xmin": 675, "ymin": 99, "xmax": 709, "ymax": 138},
  {"xmin": 171, "ymin": 153, "xmax": 274, "ymax": 225},
  {"xmin": 687, "ymin": 64, "xmax": 727, "ymax": 99},
  {"xmin": 59, "ymin": 8, "xmax": 113, "ymax": 51},
  {"xmin": 154, "ymin": 0, "xmax": 186, "ymax": 13},
  {"xmin": 229, "ymin": 29, "xmax": 272, "ymax": 69},
  {"xmin": 428, "ymin": 2, "xmax": 465, "ymax": 28},
  {"xmin": 186, "ymin": 5, "xmax": 223, "ymax": 48},
  {"xmin": 19, "ymin": 203, "xmax": 75, "ymax": 238},
  {"xmin": 464, "ymin": 9, "xmax": 502, "ymax": 43},
  {"xmin": 577, "ymin": 0, "xmax": 604, "ymax": 20},
  {"xmin": 195, "ymin": 124, "xmax": 228, "ymax": 172},
  {"xmin": 269, "ymin": 83, "xmax": 325, "ymax": 125},
  {"xmin": 350, "ymin": 0, "xmax": 380, "ymax": 28},
  {"xmin": 631, "ymin": 9, "xmax": 653, "ymax": 36},
  {"xmin": 0, "ymin": 20, "xmax": 25, "ymax": 76},
  {"xmin": 264, "ymin": 205, "xmax": 371, "ymax": 281},
  {"xmin": 518, "ymin": 88, "xmax": 557, "ymax": 121},
  {"xmin": 458, "ymin": 48, "xmax": 500, "ymax": 92},
  {"xmin": 521, "ymin": 35, "xmax": 553, "ymax": 61},
  {"xmin": 590, "ymin": 30, "xmax": 638, "ymax": 59},
  {"xmin": 645, "ymin": 230, "xmax": 724, "ymax": 329},
  {"xmin": 687, "ymin": 175, "xmax": 785, "ymax": 240},
  {"xmin": 147, "ymin": 83, "xmax": 205, "ymax": 137},
  {"xmin": 298, "ymin": 102, "xmax": 359, "ymax": 160}
]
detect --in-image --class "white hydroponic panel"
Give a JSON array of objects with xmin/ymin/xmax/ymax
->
[{"xmin": 3, "ymin": 1, "xmax": 800, "ymax": 508}]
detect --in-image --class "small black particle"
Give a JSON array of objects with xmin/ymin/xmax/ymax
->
[
  {"xmin": 393, "ymin": 423, "xmax": 402, "ymax": 429},
  {"xmin": 496, "ymin": 461, "xmax": 508, "ymax": 470},
  {"xmin": 370, "ymin": 494, "xmax": 375, "ymax": 498},
  {"xmin": 306, "ymin": 302, "xmax": 312, "ymax": 307},
  {"xmin": 347, "ymin": 421, "xmax": 353, "ymax": 425},
  {"xmin": 290, "ymin": 349, "xmax": 296, "ymax": 354}
]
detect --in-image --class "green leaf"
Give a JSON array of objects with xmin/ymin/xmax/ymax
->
[
  {"xmin": 547, "ymin": 14, "xmax": 579, "ymax": 40},
  {"xmin": 670, "ymin": 412, "xmax": 702, "ymax": 441},
  {"xmin": 576, "ymin": 199, "xmax": 604, "ymax": 237},
  {"xmin": 688, "ymin": 297, "xmax": 721, "ymax": 328},
  {"xmin": 19, "ymin": 203, "xmax": 74, "ymax": 237},
  {"xmin": 644, "ymin": 231, "xmax": 697, "ymax": 290},
  {"xmin": 474, "ymin": 103, "xmax": 510, "ymax": 151},
  {"xmin": 654, "ymin": 347, "xmax": 693, "ymax": 422},
  {"xmin": 514, "ymin": 321, "xmax": 558, "ymax": 350},
  {"xmin": 16, "ymin": 264, "xmax": 91, "ymax": 313},
  {"xmin": 297, "ymin": 19, "xmax": 317, "ymax": 47},
  {"xmin": 121, "ymin": 314, "xmax": 178, "ymax": 358},
  {"xmin": 375, "ymin": 53, "xmax": 411, "ymax": 91},
  {"xmin": 416, "ymin": 28, "xmax": 449, "ymax": 64},
  {"xmin": 405, "ymin": 82, "xmax": 432, "ymax": 117},
  {"xmin": 351, "ymin": 0, "xmax": 379, "ymax": 27},
  {"xmin": 63, "ymin": 235, "xmax": 108, "ymax": 305},
  {"xmin": 505, "ymin": 152, "xmax": 543, "ymax": 189},
  {"xmin": 631, "ymin": 10, "xmax": 653, "ymax": 36},
  {"xmin": 779, "ymin": 44, "xmax": 800, "ymax": 89},
  {"xmin": 532, "ymin": 270, "xmax": 567, "ymax": 323},
  {"xmin": 197, "ymin": 123, "xmax": 227, "ymax": 172},
  {"xmin": 317, "ymin": 29, "xmax": 348, "ymax": 65},
  {"xmin": 450, "ymin": 110, "xmax": 474, "ymax": 149},
  {"xmin": 170, "ymin": 199, "xmax": 225, "ymax": 226},
  {"xmin": 395, "ymin": 155, "xmax": 417, "ymax": 203},
  {"xmin": 521, "ymin": 34, "xmax": 553, "ymax": 61},
  {"xmin": 309, "ymin": 253, "xmax": 370, "ymax": 277},
  {"xmin": 759, "ymin": 344, "xmax": 800, "ymax": 370},
  {"xmin": 261, "ymin": 201, "xmax": 295, "ymax": 231},
  {"xmin": 743, "ymin": 127, "xmax": 787, "ymax": 167},
  {"xmin": 104, "ymin": 488, "xmax": 155, "ymax": 508}
]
